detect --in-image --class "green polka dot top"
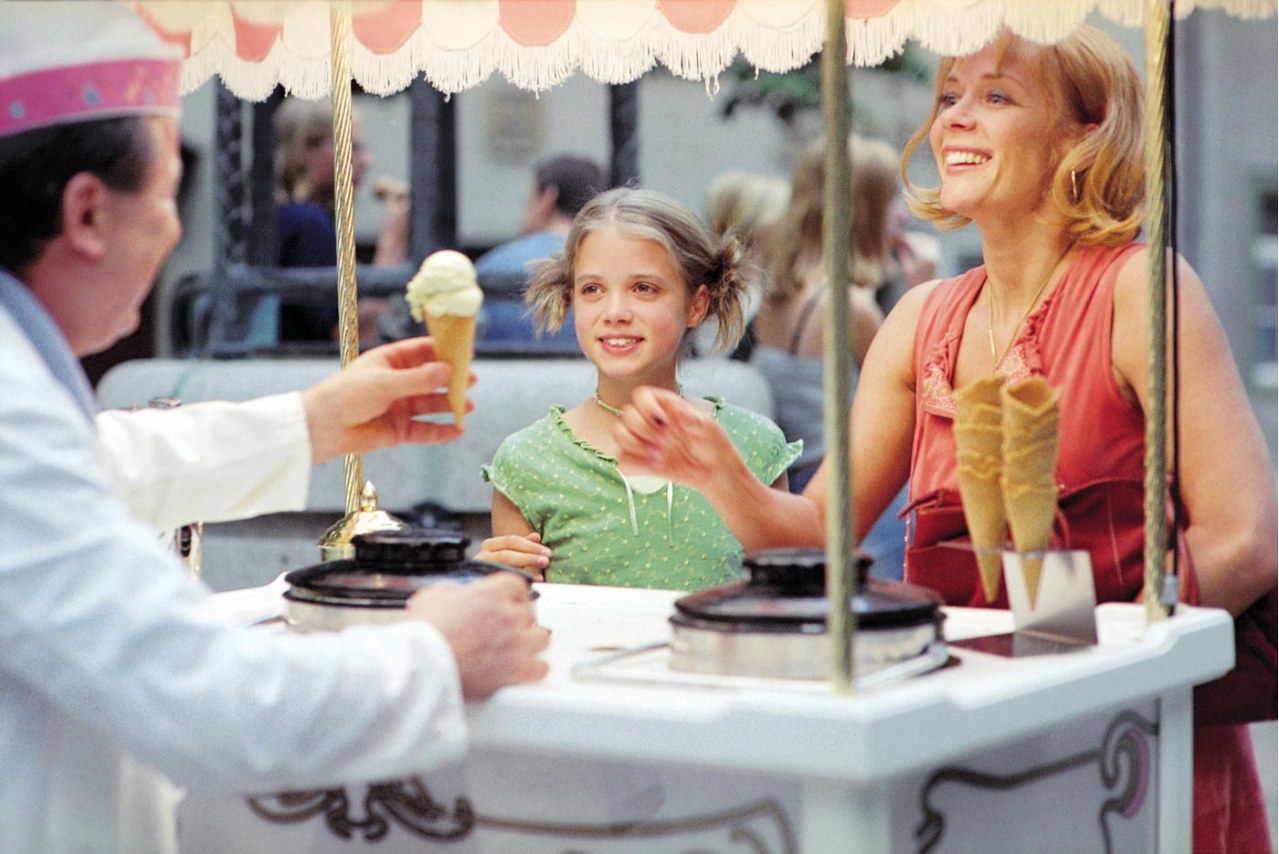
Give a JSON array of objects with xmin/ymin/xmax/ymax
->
[{"xmin": 481, "ymin": 396, "xmax": 801, "ymax": 590}]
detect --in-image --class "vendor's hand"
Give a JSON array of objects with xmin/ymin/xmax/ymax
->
[
  {"xmin": 474, "ymin": 532, "xmax": 550, "ymax": 581},
  {"xmin": 301, "ymin": 336, "xmax": 475, "ymax": 463},
  {"xmin": 407, "ymin": 572, "xmax": 550, "ymax": 701},
  {"xmin": 612, "ymin": 386, "xmax": 735, "ymax": 487}
]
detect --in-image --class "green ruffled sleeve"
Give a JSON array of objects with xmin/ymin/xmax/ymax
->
[{"xmin": 708, "ymin": 397, "xmax": 802, "ymax": 486}]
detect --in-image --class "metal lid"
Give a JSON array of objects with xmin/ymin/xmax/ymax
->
[
  {"xmin": 351, "ymin": 528, "xmax": 469, "ymax": 568},
  {"xmin": 671, "ymin": 547, "xmax": 942, "ymax": 633},
  {"xmin": 284, "ymin": 527, "xmax": 528, "ymax": 610}
]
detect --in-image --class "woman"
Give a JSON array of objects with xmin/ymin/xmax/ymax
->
[
  {"xmin": 750, "ymin": 134, "xmax": 910, "ymax": 577},
  {"xmin": 613, "ymin": 27, "xmax": 1276, "ymax": 852},
  {"xmin": 750, "ymin": 134, "xmax": 890, "ymax": 493},
  {"xmin": 273, "ymin": 98, "xmax": 408, "ymax": 343},
  {"xmin": 698, "ymin": 169, "xmax": 789, "ymax": 357}
]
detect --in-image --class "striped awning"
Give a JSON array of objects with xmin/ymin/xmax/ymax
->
[{"xmin": 132, "ymin": 0, "xmax": 1276, "ymax": 99}]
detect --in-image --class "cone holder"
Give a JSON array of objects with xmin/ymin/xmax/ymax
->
[
  {"xmin": 1003, "ymin": 548, "xmax": 1098, "ymax": 650},
  {"xmin": 949, "ymin": 546, "xmax": 1099, "ymax": 658}
]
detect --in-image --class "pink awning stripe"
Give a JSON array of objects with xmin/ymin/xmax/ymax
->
[
  {"xmin": 231, "ymin": 9, "xmax": 283, "ymax": 63},
  {"xmin": 354, "ymin": 0, "xmax": 423, "ymax": 55},
  {"xmin": 847, "ymin": 0, "xmax": 901, "ymax": 17},
  {"xmin": 499, "ymin": 0, "xmax": 576, "ymax": 47},
  {"xmin": 657, "ymin": 0, "xmax": 735, "ymax": 34}
]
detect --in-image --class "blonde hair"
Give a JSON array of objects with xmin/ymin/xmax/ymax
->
[
  {"xmin": 704, "ymin": 171, "xmax": 790, "ymax": 248},
  {"xmin": 902, "ymin": 26, "xmax": 1144, "ymax": 246},
  {"xmin": 526, "ymin": 187, "xmax": 750, "ymax": 355},
  {"xmin": 273, "ymin": 99, "xmax": 335, "ymax": 204},
  {"xmin": 765, "ymin": 134, "xmax": 901, "ymax": 300}
]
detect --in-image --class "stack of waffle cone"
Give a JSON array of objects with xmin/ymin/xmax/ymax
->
[
  {"xmin": 953, "ymin": 375, "xmax": 1008, "ymax": 602},
  {"xmin": 424, "ymin": 312, "xmax": 475, "ymax": 427},
  {"xmin": 999, "ymin": 376, "xmax": 1061, "ymax": 609}
]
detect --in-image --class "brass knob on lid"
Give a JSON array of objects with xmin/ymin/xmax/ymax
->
[{"xmin": 317, "ymin": 481, "xmax": 408, "ymax": 562}]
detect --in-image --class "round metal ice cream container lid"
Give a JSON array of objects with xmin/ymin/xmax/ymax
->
[
  {"xmin": 283, "ymin": 528, "xmax": 531, "ymax": 631},
  {"xmin": 668, "ymin": 547, "xmax": 945, "ymax": 679},
  {"xmin": 671, "ymin": 547, "xmax": 942, "ymax": 633}
]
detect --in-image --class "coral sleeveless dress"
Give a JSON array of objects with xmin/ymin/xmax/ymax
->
[{"xmin": 904, "ymin": 243, "xmax": 1271, "ymax": 854}]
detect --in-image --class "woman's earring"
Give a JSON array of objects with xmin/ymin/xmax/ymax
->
[{"xmin": 1070, "ymin": 169, "xmax": 1080, "ymax": 203}]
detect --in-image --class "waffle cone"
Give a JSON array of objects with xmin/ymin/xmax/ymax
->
[
  {"xmin": 1001, "ymin": 481, "xmax": 1058, "ymax": 608},
  {"xmin": 425, "ymin": 311, "xmax": 475, "ymax": 426},
  {"xmin": 998, "ymin": 375, "xmax": 1062, "ymax": 608},
  {"xmin": 1002, "ymin": 376, "xmax": 1060, "ymax": 423},
  {"xmin": 954, "ymin": 422, "xmax": 1004, "ymax": 456},
  {"xmin": 954, "ymin": 374, "xmax": 1009, "ymax": 603},
  {"xmin": 956, "ymin": 375, "xmax": 1006, "ymax": 418},
  {"xmin": 957, "ymin": 469, "xmax": 1006, "ymax": 602}
]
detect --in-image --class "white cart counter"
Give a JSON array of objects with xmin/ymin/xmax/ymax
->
[{"xmin": 184, "ymin": 582, "xmax": 1233, "ymax": 854}]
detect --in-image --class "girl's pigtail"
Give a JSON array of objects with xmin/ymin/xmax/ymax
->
[{"xmin": 704, "ymin": 233, "xmax": 749, "ymax": 354}]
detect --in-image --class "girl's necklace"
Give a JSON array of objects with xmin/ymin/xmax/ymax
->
[
  {"xmin": 986, "ymin": 243, "xmax": 1074, "ymax": 369},
  {"xmin": 592, "ymin": 384, "xmax": 682, "ymax": 417}
]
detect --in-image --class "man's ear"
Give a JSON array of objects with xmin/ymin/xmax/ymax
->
[
  {"xmin": 60, "ymin": 172, "xmax": 110, "ymax": 261},
  {"xmin": 535, "ymin": 185, "xmax": 559, "ymax": 219}
]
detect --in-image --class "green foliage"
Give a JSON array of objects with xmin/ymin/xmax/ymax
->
[{"xmin": 719, "ymin": 43, "xmax": 932, "ymax": 127}]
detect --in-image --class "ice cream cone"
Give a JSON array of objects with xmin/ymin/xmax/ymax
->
[
  {"xmin": 953, "ymin": 375, "xmax": 1009, "ymax": 602},
  {"xmin": 404, "ymin": 249, "xmax": 483, "ymax": 428},
  {"xmin": 425, "ymin": 311, "xmax": 475, "ymax": 426},
  {"xmin": 1000, "ymin": 377, "xmax": 1061, "ymax": 609},
  {"xmin": 1001, "ymin": 482, "xmax": 1058, "ymax": 607}
]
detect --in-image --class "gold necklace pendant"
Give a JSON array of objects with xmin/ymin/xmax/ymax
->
[{"xmin": 986, "ymin": 242, "xmax": 1075, "ymax": 369}]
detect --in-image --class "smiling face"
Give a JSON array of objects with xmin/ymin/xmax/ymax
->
[
  {"xmin": 572, "ymin": 224, "xmax": 709, "ymax": 389},
  {"xmin": 928, "ymin": 38, "xmax": 1081, "ymax": 227}
]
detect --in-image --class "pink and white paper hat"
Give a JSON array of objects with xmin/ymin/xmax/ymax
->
[{"xmin": 0, "ymin": 1, "xmax": 181, "ymax": 139}]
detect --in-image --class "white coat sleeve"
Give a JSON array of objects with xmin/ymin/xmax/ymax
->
[
  {"xmin": 1, "ymin": 355, "xmax": 468, "ymax": 796},
  {"xmin": 95, "ymin": 394, "xmax": 313, "ymax": 529}
]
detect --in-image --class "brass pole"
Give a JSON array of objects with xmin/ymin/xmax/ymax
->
[
  {"xmin": 822, "ymin": 0, "xmax": 855, "ymax": 694},
  {"xmin": 329, "ymin": 2, "xmax": 364, "ymax": 513},
  {"xmin": 1142, "ymin": 0, "xmax": 1173, "ymax": 622}
]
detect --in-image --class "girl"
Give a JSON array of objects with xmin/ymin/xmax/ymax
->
[{"xmin": 477, "ymin": 187, "xmax": 800, "ymax": 589}]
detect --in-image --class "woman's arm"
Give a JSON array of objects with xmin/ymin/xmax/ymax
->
[
  {"xmin": 614, "ymin": 388, "xmax": 823, "ymax": 552},
  {"xmin": 474, "ymin": 491, "xmax": 549, "ymax": 579},
  {"xmin": 849, "ymin": 284, "xmax": 886, "ymax": 369},
  {"xmin": 807, "ymin": 283, "xmax": 926, "ymax": 543},
  {"xmin": 1112, "ymin": 249, "xmax": 1277, "ymax": 615}
]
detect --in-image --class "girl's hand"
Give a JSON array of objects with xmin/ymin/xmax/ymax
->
[
  {"xmin": 612, "ymin": 386, "xmax": 734, "ymax": 486},
  {"xmin": 475, "ymin": 532, "xmax": 551, "ymax": 581}
]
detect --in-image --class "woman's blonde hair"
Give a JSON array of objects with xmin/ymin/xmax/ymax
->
[
  {"xmin": 273, "ymin": 99, "xmax": 335, "ymax": 204},
  {"xmin": 704, "ymin": 171, "xmax": 790, "ymax": 249},
  {"xmin": 902, "ymin": 25, "xmax": 1144, "ymax": 246},
  {"xmin": 765, "ymin": 134, "xmax": 901, "ymax": 300},
  {"xmin": 526, "ymin": 187, "xmax": 750, "ymax": 355}
]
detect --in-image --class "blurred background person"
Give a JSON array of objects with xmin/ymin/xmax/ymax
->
[
  {"xmin": 699, "ymin": 169, "xmax": 790, "ymax": 358},
  {"xmin": 273, "ymin": 98, "xmax": 409, "ymax": 345},
  {"xmin": 471, "ymin": 153, "xmax": 607, "ymax": 355},
  {"xmin": 749, "ymin": 134, "xmax": 906, "ymax": 576}
]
